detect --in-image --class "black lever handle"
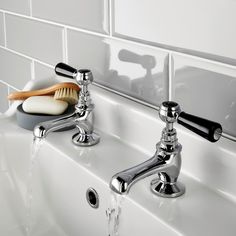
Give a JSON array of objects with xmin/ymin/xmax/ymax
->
[
  {"xmin": 177, "ymin": 112, "xmax": 222, "ymax": 142},
  {"xmin": 55, "ymin": 62, "xmax": 77, "ymax": 79}
]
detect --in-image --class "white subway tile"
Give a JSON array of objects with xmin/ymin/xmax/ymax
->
[
  {"xmin": 113, "ymin": 0, "xmax": 236, "ymax": 60},
  {"xmin": 172, "ymin": 53, "xmax": 236, "ymax": 136},
  {"xmin": 32, "ymin": 0, "xmax": 109, "ymax": 34},
  {"xmin": 0, "ymin": 13, "xmax": 4, "ymax": 46},
  {"xmin": 0, "ymin": 0, "xmax": 30, "ymax": 15},
  {"xmin": 0, "ymin": 82, "xmax": 9, "ymax": 113},
  {"xmin": 34, "ymin": 62, "xmax": 55, "ymax": 81},
  {"xmin": 68, "ymin": 30, "xmax": 169, "ymax": 106},
  {"xmin": 5, "ymin": 14, "xmax": 64, "ymax": 65},
  {"xmin": 0, "ymin": 48, "xmax": 31, "ymax": 89}
]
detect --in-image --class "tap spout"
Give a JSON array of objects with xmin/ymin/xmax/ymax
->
[
  {"xmin": 110, "ymin": 155, "xmax": 168, "ymax": 194},
  {"xmin": 110, "ymin": 141, "xmax": 184, "ymax": 197},
  {"xmin": 34, "ymin": 112, "xmax": 77, "ymax": 139},
  {"xmin": 110, "ymin": 148, "xmax": 177, "ymax": 195},
  {"xmin": 33, "ymin": 105, "xmax": 99, "ymax": 147}
]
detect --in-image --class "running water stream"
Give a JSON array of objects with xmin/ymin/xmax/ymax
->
[
  {"xmin": 25, "ymin": 137, "xmax": 44, "ymax": 236},
  {"xmin": 106, "ymin": 192, "xmax": 125, "ymax": 236}
]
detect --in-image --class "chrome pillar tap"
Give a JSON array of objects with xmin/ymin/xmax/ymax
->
[
  {"xmin": 34, "ymin": 63, "xmax": 100, "ymax": 147},
  {"xmin": 110, "ymin": 101, "xmax": 222, "ymax": 198}
]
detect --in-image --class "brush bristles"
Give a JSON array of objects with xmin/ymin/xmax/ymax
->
[{"xmin": 54, "ymin": 88, "xmax": 78, "ymax": 105}]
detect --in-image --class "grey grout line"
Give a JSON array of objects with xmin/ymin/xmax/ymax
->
[
  {"xmin": 3, "ymin": 12, "xmax": 7, "ymax": 47},
  {"xmin": 0, "ymin": 79, "xmax": 19, "ymax": 91},
  {"xmin": 29, "ymin": 0, "xmax": 32, "ymax": 17},
  {"xmin": 109, "ymin": 0, "xmax": 113, "ymax": 36},
  {"xmin": 34, "ymin": 60, "xmax": 54, "ymax": 69},
  {"xmin": 62, "ymin": 27, "xmax": 68, "ymax": 63},
  {"xmin": 168, "ymin": 53, "xmax": 173, "ymax": 101},
  {"xmin": 31, "ymin": 60, "xmax": 35, "ymax": 80},
  {"xmin": 7, "ymin": 86, "xmax": 11, "ymax": 107}
]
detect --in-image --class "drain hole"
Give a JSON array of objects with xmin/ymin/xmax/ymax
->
[
  {"xmin": 86, "ymin": 188, "xmax": 99, "ymax": 209},
  {"xmin": 88, "ymin": 191, "xmax": 96, "ymax": 206}
]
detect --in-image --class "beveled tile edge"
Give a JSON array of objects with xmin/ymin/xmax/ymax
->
[
  {"xmin": 1, "ymin": 7, "xmax": 236, "ymax": 68},
  {"xmin": 5, "ymin": 13, "xmax": 65, "ymax": 64},
  {"xmin": 112, "ymin": 28, "xmax": 236, "ymax": 67},
  {"xmin": 103, "ymin": 0, "xmax": 110, "ymax": 35},
  {"xmin": 0, "ymin": 81, "xmax": 10, "ymax": 113},
  {"xmin": 172, "ymin": 52, "xmax": 236, "ymax": 141},
  {"xmin": 4, "ymin": 7, "xmax": 234, "ymax": 74},
  {"xmin": 109, "ymin": 0, "xmax": 114, "ymax": 36},
  {"xmin": 172, "ymin": 52, "xmax": 236, "ymax": 78},
  {"xmin": 0, "ymin": 12, "xmax": 235, "ymax": 102},
  {"xmin": 0, "ymin": 47, "xmax": 33, "ymax": 89},
  {"xmin": 67, "ymin": 26, "xmax": 171, "ymax": 56},
  {"xmin": 0, "ymin": 12, "xmax": 5, "ymax": 47},
  {"xmin": 170, "ymin": 52, "xmax": 236, "ymax": 108},
  {"xmin": 31, "ymin": 0, "xmax": 110, "ymax": 35}
]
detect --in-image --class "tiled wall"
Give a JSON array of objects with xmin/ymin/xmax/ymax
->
[{"xmin": 0, "ymin": 0, "xmax": 236, "ymax": 137}]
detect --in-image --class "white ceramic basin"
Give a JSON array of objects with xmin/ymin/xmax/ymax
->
[{"xmin": 1, "ymin": 84, "xmax": 236, "ymax": 235}]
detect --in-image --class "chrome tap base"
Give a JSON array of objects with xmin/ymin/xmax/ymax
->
[
  {"xmin": 72, "ymin": 132, "xmax": 100, "ymax": 146},
  {"xmin": 150, "ymin": 178, "xmax": 185, "ymax": 198}
]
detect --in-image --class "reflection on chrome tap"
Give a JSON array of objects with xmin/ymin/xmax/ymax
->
[{"xmin": 118, "ymin": 49, "xmax": 163, "ymax": 102}]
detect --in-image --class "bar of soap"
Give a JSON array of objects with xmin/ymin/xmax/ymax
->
[{"xmin": 22, "ymin": 96, "xmax": 68, "ymax": 115}]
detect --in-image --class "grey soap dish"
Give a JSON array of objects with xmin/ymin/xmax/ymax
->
[{"xmin": 16, "ymin": 104, "xmax": 75, "ymax": 131}]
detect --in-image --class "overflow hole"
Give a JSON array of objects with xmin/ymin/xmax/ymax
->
[{"xmin": 86, "ymin": 188, "xmax": 99, "ymax": 209}]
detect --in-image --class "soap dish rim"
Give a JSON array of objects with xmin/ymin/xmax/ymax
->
[{"xmin": 16, "ymin": 104, "xmax": 75, "ymax": 131}]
